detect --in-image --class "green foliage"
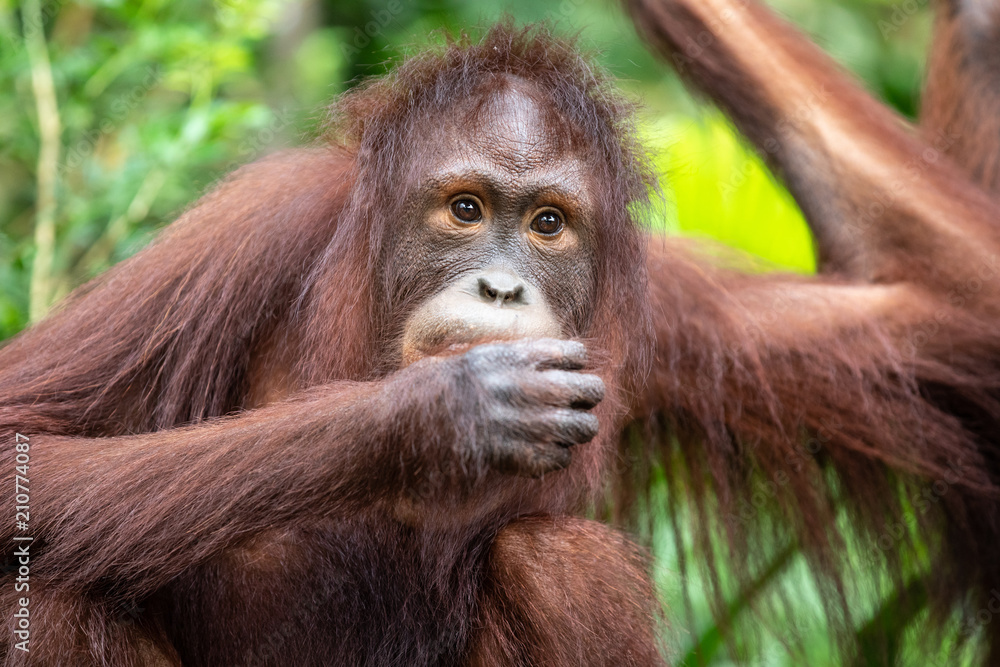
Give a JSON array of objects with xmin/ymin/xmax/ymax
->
[
  {"xmin": 0, "ymin": 0, "xmax": 302, "ymax": 337},
  {"xmin": 647, "ymin": 115, "xmax": 817, "ymax": 273}
]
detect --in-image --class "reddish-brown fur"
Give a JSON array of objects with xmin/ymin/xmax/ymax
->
[
  {"xmin": 0, "ymin": 25, "xmax": 662, "ymax": 667},
  {"xmin": 923, "ymin": 0, "xmax": 1000, "ymax": 194},
  {"xmin": 625, "ymin": 0, "xmax": 1000, "ymax": 661},
  {"xmin": 3, "ymin": 1, "xmax": 1000, "ymax": 664}
]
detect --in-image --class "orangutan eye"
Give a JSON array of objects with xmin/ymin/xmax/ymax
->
[
  {"xmin": 531, "ymin": 210, "xmax": 564, "ymax": 236},
  {"xmin": 450, "ymin": 198, "xmax": 482, "ymax": 223}
]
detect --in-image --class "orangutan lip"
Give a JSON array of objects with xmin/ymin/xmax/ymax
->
[{"xmin": 400, "ymin": 288, "xmax": 563, "ymax": 366}]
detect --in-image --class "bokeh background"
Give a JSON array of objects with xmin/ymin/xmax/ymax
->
[{"xmin": 1, "ymin": 0, "xmax": 965, "ymax": 664}]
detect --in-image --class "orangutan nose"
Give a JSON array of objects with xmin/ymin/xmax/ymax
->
[{"xmin": 477, "ymin": 271, "xmax": 527, "ymax": 306}]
